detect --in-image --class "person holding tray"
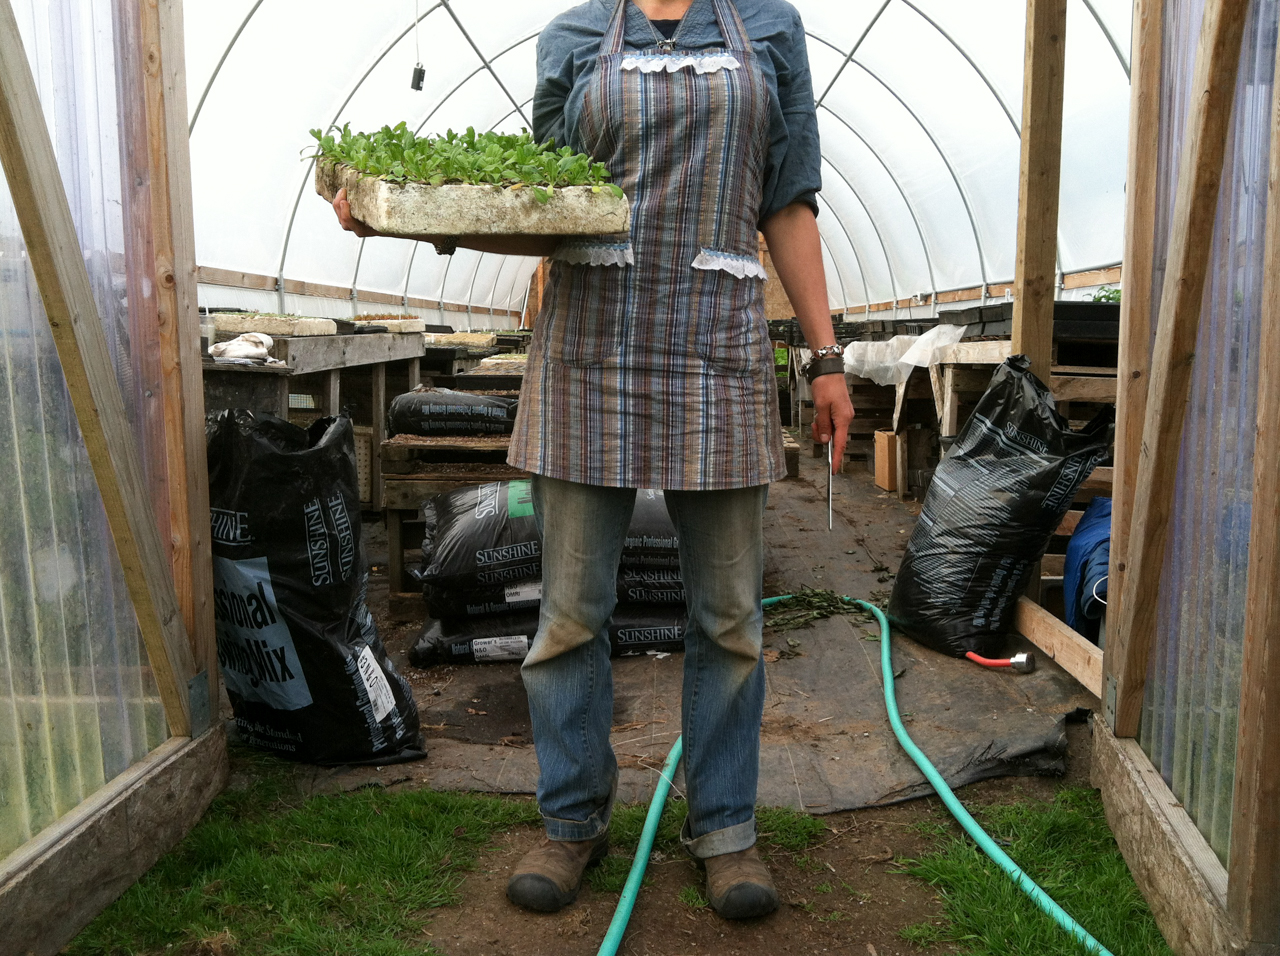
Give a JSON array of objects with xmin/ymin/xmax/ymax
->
[{"xmin": 334, "ymin": 0, "xmax": 853, "ymax": 921}]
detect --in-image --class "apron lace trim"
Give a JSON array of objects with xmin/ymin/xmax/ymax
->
[
  {"xmin": 553, "ymin": 240, "xmax": 635, "ymax": 267},
  {"xmin": 691, "ymin": 249, "xmax": 768, "ymax": 280},
  {"xmin": 620, "ymin": 52, "xmax": 742, "ymax": 74}
]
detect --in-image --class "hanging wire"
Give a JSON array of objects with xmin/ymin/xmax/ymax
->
[{"xmin": 411, "ymin": 0, "xmax": 425, "ymax": 90}]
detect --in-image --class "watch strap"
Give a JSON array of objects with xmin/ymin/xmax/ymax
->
[{"xmin": 803, "ymin": 355, "xmax": 845, "ymax": 383}]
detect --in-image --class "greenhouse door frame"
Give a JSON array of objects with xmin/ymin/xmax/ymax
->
[
  {"xmin": 1094, "ymin": 0, "xmax": 1280, "ymax": 954},
  {"xmin": 0, "ymin": 1, "xmax": 226, "ymax": 954}
]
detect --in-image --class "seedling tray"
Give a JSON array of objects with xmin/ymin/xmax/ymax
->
[{"xmin": 316, "ymin": 159, "xmax": 630, "ymax": 237}]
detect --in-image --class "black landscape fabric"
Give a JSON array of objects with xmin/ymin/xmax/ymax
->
[
  {"xmin": 888, "ymin": 356, "xmax": 1111, "ymax": 657},
  {"xmin": 207, "ymin": 410, "xmax": 424, "ymax": 765}
]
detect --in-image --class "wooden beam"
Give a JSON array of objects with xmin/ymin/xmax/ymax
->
[
  {"xmin": 195, "ymin": 264, "xmax": 277, "ymax": 291},
  {"xmin": 1226, "ymin": 16, "xmax": 1280, "ymax": 942},
  {"xmin": 937, "ymin": 339, "xmax": 1013, "ymax": 366},
  {"xmin": 1011, "ymin": 0, "xmax": 1067, "ymax": 383},
  {"xmin": 0, "ymin": 729, "xmax": 228, "ymax": 956},
  {"xmin": 1092, "ymin": 721, "xmax": 1240, "ymax": 956},
  {"xmin": 196, "ymin": 265, "xmax": 448, "ymax": 314},
  {"xmin": 1013, "ymin": 597, "xmax": 1102, "ymax": 697},
  {"xmin": 143, "ymin": 0, "xmax": 217, "ymax": 698},
  {"xmin": 1106, "ymin": 0, "xmax": 1249, "ymax": 738},
  {"xmin": 1108, "ymin": 0, "xmax": 1164, "ymax": 653},
  {"xmin": 1049, "ymin": 375, "xmax": 1117, "ymax": 403},
  {"xmin": 0, "ymin": 0, "xmax": 196, "ymax": 734},
  {"xmin": 1062, "ymin": 265, "xmax": 1122, "ymax": 290}
]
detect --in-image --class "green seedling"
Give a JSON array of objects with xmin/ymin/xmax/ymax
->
[{"xmin": 309, "ymin": 123, "xmax": 624, "ymax": 203}]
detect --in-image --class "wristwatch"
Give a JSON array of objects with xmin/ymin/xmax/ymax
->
[{"xmin": 802, "ymin": 344, "xmax": 845, "ymax": 383}]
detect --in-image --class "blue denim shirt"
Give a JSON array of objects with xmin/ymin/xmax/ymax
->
[{"xmin": 533, "ymin": 0, "xmax": 822, "ymax": 224}]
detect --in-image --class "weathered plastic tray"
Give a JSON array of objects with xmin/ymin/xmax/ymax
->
[{"xmin": 315, "ymin": 159, "xmax": 630, "ymax": 237}]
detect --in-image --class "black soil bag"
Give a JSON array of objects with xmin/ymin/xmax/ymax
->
[
  {"xmin": 388, "ymin": 387, "xmax": 517, "ymax": 437},
  {"xmin": 420, "ymin": 481, "xmax": 541, "ymax": 591},
  {"xmin": 887, "ymin": 357, "xmax": 1111, "ymax": 657},
  {"xmin": 207, "ymin": 410, "xmax": 424, "ymax": 765},
  {"xmin": 409, "ymin": 606, "xmax": 687, "ymax": 667},
  {"xmin": 621, "ymin": 489, "xmax": 681, "ymax": 569},
  {"xmin": 419, "ymin": 483, "xmax": 682, "ymax": 591}
]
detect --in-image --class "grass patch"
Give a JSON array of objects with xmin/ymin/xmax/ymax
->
[
  {"xmin": 899, "ymin": 788, "xmax": 1173, "ymax": 956},
  {"xmin": 584, "ymin": 854, "xmax": 637, "ymax": 894},
  {"xmin": 678, "ymin": 885, "xmax": 709, "ymax": 909},
  {"xmin": 756, "ymin": 805, "xmax": 827, "ymax": 851},
  {"xmin": 67, "ymin": 760, "xmax": 540, "ymax": 956},
  {"xmin": 68, "ymin": 743, "xmax": 831, "ymax": 952}
]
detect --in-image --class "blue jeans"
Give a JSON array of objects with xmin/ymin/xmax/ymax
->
[{"xmin": 522, "ymin": 475, "xmax": 767, "ymax": 858}]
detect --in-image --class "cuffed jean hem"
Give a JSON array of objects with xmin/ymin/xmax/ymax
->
[
  {"xmin": 681, "ymin": 816, "xmax": 757, "ymax": 859},
  {"xmin": 542, "ymin": 784, "xmax": 616, "ymax": 842}
]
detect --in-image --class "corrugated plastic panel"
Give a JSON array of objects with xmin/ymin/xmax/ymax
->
[
  {"xmin": 0, "ymin": 0, "xmax": 169, "ymax": 860},
  {"xmin": 1139, "ymin": 0, "xmax": 1275, "ymax": 864}
]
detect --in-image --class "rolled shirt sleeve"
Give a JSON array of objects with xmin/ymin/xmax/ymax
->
[{"xmin": 753, "ymin": 4, "xmax": 822, "ymax": 223}]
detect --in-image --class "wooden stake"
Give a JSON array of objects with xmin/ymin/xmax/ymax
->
[
  {"xmin": 1226, "ymin": 17, "xmax": 1280, "ymax": 942},
  {"xmin": 1108, "ymin": 0, "xmax": 1164, "ymax": 644},
  {"xmin": 1105, "ymin": 0, "xmax": 1250, "ymax": 738},
  {"xmin": 0, "ymin": 0, "xmax": 196, "ymax": 735},
  {"xmin": 1011, "ymin": 0, "xmax": 1067, "ymax": 384}
]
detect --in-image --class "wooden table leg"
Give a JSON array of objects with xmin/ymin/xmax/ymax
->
[
  {"xmin": 325, "ymin": 368, "xmax": 341, "ymax": 416},
  {"xmin": 896, "ymin": 430, "xmax": 909, "ymax": 501},
  {"xmin": 371, "ymin": 362, "xmax": 386, "ymax": 510},
  {"xmin": 929, "ymin": 364, "xmax": 945, "ymax": 421},
  {"xmin": 408, "ymin": 357, "xmax": 421, "ymax": 390},
  {"xmin": 387, "ymin": 508, "xmax": 403, "ymax": 592},
  {"xmin": 942, "ymin": 366, "xmax": 960, "ymax": 437},
  {"xmin": 276, "ymin": 375, "xmax": 290, "ymax": 419}
]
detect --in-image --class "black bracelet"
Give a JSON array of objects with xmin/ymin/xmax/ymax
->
[{"xmin": 803, "ymin": 355, "xmax": 845, "ymax": 383}]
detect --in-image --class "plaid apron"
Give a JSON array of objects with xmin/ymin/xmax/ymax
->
[{"xmin": 509, "ymin": 0, "xmax": 786, "ymax": 490}]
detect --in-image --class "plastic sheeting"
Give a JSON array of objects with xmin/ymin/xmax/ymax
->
[
  {"xmin": 842, "ymin": 324, "xmax": 965, "ymax": 385},
  {"xmin": 184, "ymin": 0, "xmax": 1132, "ymax": 315},
  {"xmin": 0, "ymin": 0, "xmax": 168, "ymax": 859},
  {"xmin": 1139, "ymin": 0, "xmax": 1276, "ymax": 865}
]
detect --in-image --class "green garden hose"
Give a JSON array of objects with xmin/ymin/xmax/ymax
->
[
  {"xmin": 596, "ymin": 735, "xmax": 684, "ymax": 956},
  {"xmin": 596, "ymin": 594, "xmax": 1115, "ymax": 956}
]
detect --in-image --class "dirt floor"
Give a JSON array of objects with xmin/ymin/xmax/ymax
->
[{"xmin": 274, "ymin": 432, "xmax": 1102, "ymax": 956}]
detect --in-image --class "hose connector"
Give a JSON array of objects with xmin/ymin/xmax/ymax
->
[{"xmin": 1010, "ymin": 652, "xmax": 1036, "ymax": 674}]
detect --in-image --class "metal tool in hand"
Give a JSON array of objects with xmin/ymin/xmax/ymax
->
[{"xmin": 827, "ymin": 440, "xmax": 833, "ymax": 531}]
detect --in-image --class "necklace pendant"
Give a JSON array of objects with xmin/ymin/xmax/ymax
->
[{"xmin": 657, "ymin": 38, "xmax": 676, "ymax": 52}]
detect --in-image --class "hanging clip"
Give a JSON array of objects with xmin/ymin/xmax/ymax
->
[{"xmin": 410, "ymin": 63, "xmax": 425, "ymax": 91}]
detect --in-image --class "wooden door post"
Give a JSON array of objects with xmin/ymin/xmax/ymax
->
[
  {"xmin": 1105, "ymin": 0, "xmax": 1250, "ymax": 738},
  {"xmin": 1011, "ymin": 0, "xmax": 1067, "ymax": 384},
  {"xmin": 1107, "ymin": 0, "xmax": 1164, "ymax": 644},
  {"xmin": 1226, "ymin": 19, "xmax": 1280, "ymax": 942},
  {"xmin": 139, "ymin": 0, "xmax": 217, "ymax": 705}
]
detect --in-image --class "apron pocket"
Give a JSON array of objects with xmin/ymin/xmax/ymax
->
[
  {"xmin": 539, "ymin": 262, "xmax": 627, "ymax": 368},
  {"xmin": 692, "ymin": 265, "xmax": 769, "ymax": 375}
]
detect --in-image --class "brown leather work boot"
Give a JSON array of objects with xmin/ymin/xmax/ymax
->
[
  {"xmin": 703, "ymin": 845, "xmax": 780, "ymax": 919},
  {"xmin": 506, "ymin": 832, "xmax": 609, "ymax": 912}
]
